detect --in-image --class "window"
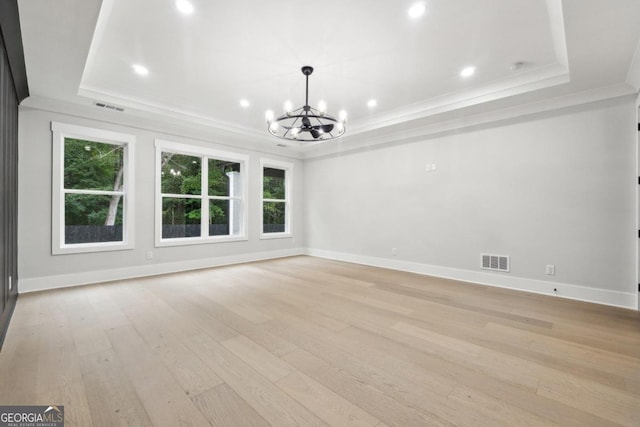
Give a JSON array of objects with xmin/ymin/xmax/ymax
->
[
  {"xmin": 155, "ymin": 140, "xmax": 248, "ymax": 246},
  {"xmin": 260, "ymin": 158, "xmax": 293, "ymax": 238},
  {"xmin": 51, "ymin": 122, "xmax": 135, "ymax": 254}
]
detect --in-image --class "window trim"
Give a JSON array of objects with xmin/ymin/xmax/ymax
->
[
  {"xmin": 260, "ymin": 158, "xmax": 293, "ymax": 240},
  {"xmin": 51, "ymin": 122, "xmax": 135, "ymax": 255},
  {"xmin": 155, "ymin": 139, "xmax": 249, "ymax": 247}
]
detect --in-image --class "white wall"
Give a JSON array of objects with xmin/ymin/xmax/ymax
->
[
  {"xmin": 18, "ymin": 107, "xmax": 305, "ymax": 291},
  {"xmin": 304, "ymin": 96, "xmax": 637, "ymax": 308},
  {"xmin": 17, "ymin": 96, "xmax": 638, "ymax": 308}
]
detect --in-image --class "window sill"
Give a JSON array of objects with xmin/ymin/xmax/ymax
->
[
  {"xmin": 53, "ymin": 241, "xmax": 134, "ymax": 255},
  {"xmin": 155, "ymin": 235, "xmax": 248, "ymax": 247},
  {"xmin": 259, "ymin": 232, "xmax": 293, "ymax": 240}
]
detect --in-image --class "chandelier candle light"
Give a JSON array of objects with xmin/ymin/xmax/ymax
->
[{"xmin": 266, "ymin": 66, "xmax": 347, "ymax": 142}]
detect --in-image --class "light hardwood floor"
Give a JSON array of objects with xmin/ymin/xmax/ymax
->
[{"xmin": 1, "ymin": 256, "xmax": 639, "ymax": 426}]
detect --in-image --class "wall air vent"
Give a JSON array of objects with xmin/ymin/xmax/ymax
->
[
  {"xmin": 94, "ymin": 102, "xmax": 124, "ymax": 112},
  {"xmin": 481, "ymin": 254, "xmax": 510, "ymax": 272}
]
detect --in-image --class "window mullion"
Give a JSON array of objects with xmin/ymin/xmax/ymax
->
[
  {"xmin": 64, "ymin": 188, "xmax": 124, "ymax": 196},
  {"xmin": 201, "ymin": 157, "xmax": 208, "ymax": 237},
  {"xmin": 160, "ymin": 193, "xmax": 200, "ymax": 199}
]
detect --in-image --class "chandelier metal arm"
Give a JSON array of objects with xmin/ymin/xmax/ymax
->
[{"xmin": 282, "ymin": 114, "xmax": 302, "ymax": 138}]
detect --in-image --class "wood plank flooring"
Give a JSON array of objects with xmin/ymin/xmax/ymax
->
[{"xmin": 1, "ymin": 256, "xmax": 639, "ymax": 426}]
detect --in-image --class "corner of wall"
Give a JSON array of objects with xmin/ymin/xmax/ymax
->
[{"xmin": 627, "ymin": 39, "xmax": 640, "ymax": 93}]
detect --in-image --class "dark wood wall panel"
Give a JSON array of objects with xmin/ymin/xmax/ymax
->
[
  {"xmin": 0, "ymin": 1, "xmax": 29, "ymax": 102},
  {"xmin": 0, "ymin": 30, "xmax": 20, "ymax": 350}
]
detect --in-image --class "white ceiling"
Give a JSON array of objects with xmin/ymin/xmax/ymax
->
[{"xmin": 17, "ymin": 0, "xmax": 640, "ymax": 155}]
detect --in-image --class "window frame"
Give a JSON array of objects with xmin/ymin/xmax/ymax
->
[
  {"xmin": 260, "ymin": 158, "xmax": 293, "ymax": 240},
  {"xmin": 155, "ymin": 139, "xmax": 249, "ymax": 247},
  {"xmin": 51, "ymin": 122, "xmax": 135, "ymax": 255}
]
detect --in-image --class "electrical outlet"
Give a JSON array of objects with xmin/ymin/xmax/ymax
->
[
  {"xmin": 546, "ymin": 264, "xmax": 555, "ymax": 275},
  {"xmin": 391, "ymin": 247, "xmax": 398, "ymax": 256},
  {"xmin": 146, "ymin": 251, "xmax": 154, "ymax": 260},
  {"xmin": 431, "ymin": 163, "xmax": 437, "ymax": 171},
  {"xmin": 425, "ymin": 164, "xmax": 431, "ymax": 172}
]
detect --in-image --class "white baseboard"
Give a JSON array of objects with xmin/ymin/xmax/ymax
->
[
  {"xmin": 306, "ymin": 248, "xmax": 638, "ymax": 310},
  {"xmin": 19, "ymin": 248, "xmax": 306, "ymax": 293},
  {"xmin": 19, "ymin": 247, "xmax": 638, "ymax": 310}
]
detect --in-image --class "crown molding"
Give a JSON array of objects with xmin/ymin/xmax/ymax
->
[
  {"xmin": 20, "ymin": 95, "xmax": 306, "ymax": 159},
  {"xmin": 347, "ymin": 63, "xmax": 570, "ymax": 137},
  {"xmin": 303, "ymin": 83, "xmax": 636, "ymax": 160},
  {"xmin": 79, "ymin": 62, "xmax": 570, "ymax": 150},
  {"xmin": 77, "ymin": 84, "xmax": 269, "ymax": 142}
]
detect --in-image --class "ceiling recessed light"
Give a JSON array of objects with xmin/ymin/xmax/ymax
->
[
  {"xmin": 460, "ymin": 66, "xmax": 475, "ymax": 78},
  {"xmin": 240, "ymin": 99, "xmax": 250, "ymax": 108},
  {"xmin": 175, "ymin": 0, "xmax": 194, "ymax": 15},
  {"xmin": 408, "ymin": 2, "xmax": 426, "ymax": 19},
  {"xmin": 132, "ymin": 64, "xmax": 149, "ymax": 76},
  {"xmin": 367, "ymin": 99, "xmax": 377, "ymax": 108}
]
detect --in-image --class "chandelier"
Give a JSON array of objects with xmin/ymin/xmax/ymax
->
[{"xmin": 265, "ymin": 66, "xmax": 347, "ymax": 142}]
